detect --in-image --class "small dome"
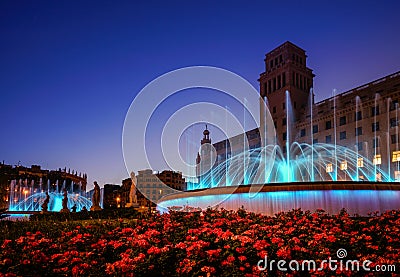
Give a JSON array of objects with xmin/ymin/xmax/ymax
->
[{"xmin": 203, "ymin": 124, "xmax": 209, "ymax": 135}]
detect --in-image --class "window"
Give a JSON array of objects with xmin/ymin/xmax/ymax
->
[
  {"xmin": 373, "ymin": 138, "xmax": 380, "ymax": 148},
  {"xmin": 283, "ymin": 132, "xmax": 287, "ymax": 141},
  {"xmin": 268, "ymin": 80, "xmax": 272, "ymax": 94},
  {"xmin": 282, "ymin": 118, "xmax": 286, "ymax": 126},
  {"xmin": 355, "ymin": 127, "xmax": 362, "ymax": 136},
  {"xmin": 282, "ymin": 73, "xmax": 286, "ymax": 86},
  {"xmin": 357, "ymin": 142, "xmax": 363, "ymax": 151},
  {"xmin": 273, "ymin": 78, "xmax": 276, "ymax": 91},
  {"xmin": 371, "ymin": 106, "xmax": 379, "ymax": 116},
  {"xmin": 273, "ymin": 106, "xmax": 276, "ymax": 113},
  {"xmin": 391, "ymin": 134, "xmax": 398, "ymax": 144},
  {"xmin": 340, "ymin": 161, "xmax": 348, "ymax": 170},
  {"xmin": 392, "ymin": 151, "xmax": 400, "ymax": 162},
  {"xmin": 325, "ymin": 120, "xmax": 332, "ymax": 130},
  {"xmin": 390, "ymin": 100, "xmax": 398, "ymax": 111},
  {"xmin": 339, "ymin": 116, "xmax": 346, "ymax": 126},
  {"xmin": 313, "ymin": 125, "xmax": 318, "ymax": 134},
  {"xmin": 326, "ymin": 163, "xmax": 333, "ymax": 173},
  {"xmin": 274, "ymin": 121, "xmax": 277, "ymax": 128},
  {"xmin": 357, "ymin": 157, "xmax": 364, "ymax": 167},
  {"xmin": 395, "ymin": 171, "xmax": 400, "ymax": 181},
  {"xmin": 373, "ymin": 154, "xmax": 381, "ymax": 165},
  {"xmin": 300, "ymin": 129, "xmax": 306, "ymax": 137},
  {"xmin": 270, "ymin": 60, "xmax": 273, "ymax": 68},
  {"xmin": 355, "ymin": 111, "xmax": 362, "ymax": 121},
  {"xmin": 390, "ymin": 118, "xmax": 398, "ymax": 127},
  {"xmin": 279, "ymin": 55, "xmax": 282, "ymax": 63},
  {"xmin": 277, "ymin": 75, "xmax": 281, "ymax": 89},
  {"xmin": 340, "ymin": 131, "xmax": 346, "ymax": 140},
  {"xmin": 372, "ymin": 122, "xmax": 380, "ymax": 132},
  {"xmin": 313, "ymin": 138, "xmax": 318, "ymax": 144},
  {"xmin": 325, "ymin": 135, "xmax": 332, "ymax": 143},
  {"xmin": 282, "ymin": 102, "xmax": 285, "ymax": 110}
]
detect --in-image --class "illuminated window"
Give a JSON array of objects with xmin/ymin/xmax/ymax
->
[
  {"xmin": 357, "ymin": 158, "xmax": 364, "ymax": 167},
  {"xmin": 395, "ymin": 171, "xmax": 400, "ymax": 182},
  {"xmin": 340, "ymin": 161, "xmax": 348, "ymax": 170},
  {"xmin": 326, "ymin": 163, "xmax": 333, "ymax": 173},
  {"xmin": 373, "ymin": 155, "xmax": 381, "ymax": 165},
  {"xmin": 392, "ymin": 151, "xmax": 400, "ymax": 162},
  {"xmin": 376, "ymin": 173, "xmax": 382, "ymax": 182}
]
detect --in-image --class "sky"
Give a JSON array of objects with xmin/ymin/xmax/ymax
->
[{"xmin": 1, "ymin": 0, "xmax": 400, "ymax": 189}]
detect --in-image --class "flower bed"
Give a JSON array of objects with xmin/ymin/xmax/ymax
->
[{"xmin": 0, "ymin": 208, "xmax": 399, "ymax": 276}]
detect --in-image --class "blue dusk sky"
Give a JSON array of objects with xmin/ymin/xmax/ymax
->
[{"xmin": 1, "ymin": 0, "xmax": 400, "ymax": 188}]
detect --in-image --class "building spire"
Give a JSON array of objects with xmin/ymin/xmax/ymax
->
[{"xmin": 201, "ymin": 124, "xmax": 211, "ymax": 144}]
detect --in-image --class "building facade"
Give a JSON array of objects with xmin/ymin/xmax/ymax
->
[
  {"xmin": 0, "ymin": 162, "xmax": 87, "ymax": 209},
  {"xmin": 196, "ymin": 41, "xmax": 400, "ymax": 183},
  {"xmin": 137, "ymin": 169, "xmax": 185, "ymax": 205}
]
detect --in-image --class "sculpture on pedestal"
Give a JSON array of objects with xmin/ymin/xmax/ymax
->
[
  {"xmin": 60, "ymin": 189, "xmax": 70, "ymax": 213},
  {"xmin": 90, "ymin": 181, "xmax": 102, "ymax": 211},
  {"xmin": 126, "ymin": 172, "xmax": 139, "ymax": 207},
  {"xmin": 41, "ymin": 191, "xmax": 50, "ymax": 213}
]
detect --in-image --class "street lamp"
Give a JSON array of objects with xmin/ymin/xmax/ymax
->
[{"xmin": 116, "ymin": 197, "xmax": 120, "ymax": 208}]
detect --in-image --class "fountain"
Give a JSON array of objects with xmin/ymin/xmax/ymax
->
[
  {"xmin": 8, "ymin": 180, "xmax": 92, "ymax": 212},
  {"xmin": 158, "ymin": 142, "xmax": 400, "ymax": 215},
  {"xmin": 157, "ymin": 89, "xmax": 400, "ymax": 216}
]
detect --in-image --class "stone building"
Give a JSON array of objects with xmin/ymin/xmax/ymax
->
[
  {"xmin": 136, "ymin": 169, "xmax": 185, "ymax": 206},
  {"xmin": 0, "ymin": 162, "xmax": 87, "ymax": 209},
  {"xmin": 196, "ymin": 41, "xmax": 400, "ymax": 183}
]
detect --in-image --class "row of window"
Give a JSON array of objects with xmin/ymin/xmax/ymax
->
[
  {"xmin": 301, "ymin": 135, "xmax": 399, "ymax": 151},
  {"xmin": 292, "ymin": 72, "xmax": 311, "ymax": 92},
  {"xmin": 299, "ymin": 119, "xmax": 399, "ymax": 137},
  {"xmin": 292, "ymin": 53, "xmax": 303, "ymax": 65},
  {"xmin": 268, "ymin": 54, "xmax": 283, "ymax": 69},
  {"xmin": 325, "ymin": 152, "xmax": 400, "ymax": 173},
  {"xmin": 321, "ymin": 101, "xmax": 399, "ymax": 126},
  {"xmin": 264, "ymin": 73, "xmax": 286, "ymax": 94}
]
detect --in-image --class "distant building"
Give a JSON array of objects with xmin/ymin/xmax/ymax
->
[
  {"xmin": 196, "ymin": 41, "xmax": 400, "ymax": 183},
  {"xmin": 102, "ymin": 184, "xmax": 121, "ymax": 209},
  {"xmin": 137, "ymin": 169, "xmax": 185, "ymax": 206},
  {"xmin": 0, "ymin": 162, "xmax": 87, "ymax": 209}
]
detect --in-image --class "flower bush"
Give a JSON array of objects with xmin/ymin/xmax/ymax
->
[{"xmin": 0, "ymin": 208, "xmax": 399, "ymax": 276}]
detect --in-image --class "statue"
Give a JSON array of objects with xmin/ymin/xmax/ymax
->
[
  {"xmin": 60, "ymin": 189, "xmax": 70, "ymax": 213},
  {"xmin": 126, "ymin": 172, "xmax": 139, "ymax": 207},
  {"xmin": 41, "ymin": 192, "xmax": 50, "ymax": 213},
  {"xmin": 90, "ymin": 181, "xmax": 102, "ymax": 211}
]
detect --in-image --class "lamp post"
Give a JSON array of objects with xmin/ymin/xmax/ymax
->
[{"xmin": 116, "ymin": 197, "xmax": 120, "ymax": 208}]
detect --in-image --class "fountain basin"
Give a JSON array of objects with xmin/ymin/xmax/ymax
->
[{"xmin": 157, "ymin": 182, "xmax": 400, "ymax": 216}]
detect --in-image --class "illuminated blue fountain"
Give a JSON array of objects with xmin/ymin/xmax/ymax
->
[
  {"xmin": 9, "ymin": 192, "xmax": 92, "ymax": 212},
  {"xmin": 192, "ymin": 142, "xmax": 391, "ymax": 190},
  {"xmin": 157, "ymin": 89, "xmax": 400, "ymax": 215},
  {"xmin": 8, "ymin": 180, "xmax": 92, "ymax": 212}
]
